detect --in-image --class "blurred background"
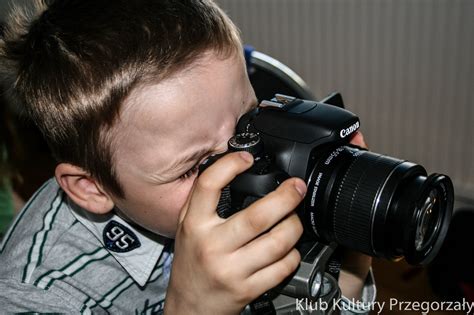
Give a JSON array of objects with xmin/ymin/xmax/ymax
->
[{"xmin": 1, "ymin": 0, "xmax": 473, "ymax": 314}]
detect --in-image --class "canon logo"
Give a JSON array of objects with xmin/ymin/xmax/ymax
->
[{"xmin": 339, "ymin": 121, "xmax": 360, "ymax": 138}]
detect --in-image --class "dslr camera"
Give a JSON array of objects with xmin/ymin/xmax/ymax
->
[{"xmin": 201, "ymin": 93, "xmax": 454, "ymax": 314}]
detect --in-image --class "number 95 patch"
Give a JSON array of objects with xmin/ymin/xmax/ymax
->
[{"xmin": 103, "ymin": 220, "xmax": 141, "ymax": 252}]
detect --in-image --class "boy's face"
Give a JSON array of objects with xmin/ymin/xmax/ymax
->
[{"xmin": 111, "ymin": 50, "xmax": 257, "ymax": 238}]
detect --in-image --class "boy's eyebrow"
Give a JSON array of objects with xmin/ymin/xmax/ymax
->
[
  {"xmin": 161, "ymin": 97, "xmax": 259, "ymax": 177},
  {"xmin": 148, "ymin": 147, "xmax": 213, "ymax": 184},
  {"xmin": 166, "ymin": 147, "xmax": 213, "ymax": 173}
]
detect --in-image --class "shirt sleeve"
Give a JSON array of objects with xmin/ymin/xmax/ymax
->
[
  {"xmin": 0, "ymin": 278, "xmax": 80, "ymax": 313},
  {"xmin": 339, "ymin": 268, "xmax": 376, "ymax": 315}
]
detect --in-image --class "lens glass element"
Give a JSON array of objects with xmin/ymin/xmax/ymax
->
[{"xmin": 415, "ymin": 189, "xmax": 440, "ymax": 251}]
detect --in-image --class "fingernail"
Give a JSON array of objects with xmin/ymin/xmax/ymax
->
[
  {"xmin": 239, "ymin": 151, "xmax": 253, "ymax": 163},
  {"xmin": 294, "ymin": 179, "xmax": 307, "ymax": 197}
]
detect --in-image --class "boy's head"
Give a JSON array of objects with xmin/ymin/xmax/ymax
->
[{"xmin": 0, "ymin": 0, "xmax": 257, "ymax": 237}]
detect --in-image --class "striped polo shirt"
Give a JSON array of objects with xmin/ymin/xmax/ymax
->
[{"xmin": 0, "ymin": 178, "xmax": 173, "ymax": 314}]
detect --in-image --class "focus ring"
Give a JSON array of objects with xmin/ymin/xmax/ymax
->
[{"xmin": 332, "ymin": 151, "xmax": 400, "ymax": 254}]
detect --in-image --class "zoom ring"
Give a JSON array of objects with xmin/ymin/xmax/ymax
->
[{"xmin": 332, "ymin": 151, "xmax": 401, "ymax": 254}]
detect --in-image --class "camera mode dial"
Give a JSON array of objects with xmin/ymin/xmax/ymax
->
[{"xmin": 228, "ymin": 132, "xmax": 263, "ymax": 158}]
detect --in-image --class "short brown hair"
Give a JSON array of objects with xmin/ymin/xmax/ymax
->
[{"xmin": 0, "ymin": 0, "xmax": 241, "ymax": 197}]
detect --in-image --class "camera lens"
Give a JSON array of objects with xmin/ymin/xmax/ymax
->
[{"xmin": 304, "ymin": 146, "xmax": 453, "ymax": 265}]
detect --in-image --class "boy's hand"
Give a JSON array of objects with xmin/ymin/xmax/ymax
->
[{"xmin": 164, "ymin": 151, "xmax": 305, "ymax": 315}]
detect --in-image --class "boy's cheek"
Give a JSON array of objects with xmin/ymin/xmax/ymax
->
[{"xmin": 116, "ymin": 179, "xmax": 194, "ymax": 237}]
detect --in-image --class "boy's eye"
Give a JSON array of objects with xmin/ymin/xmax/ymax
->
[
  {"xmin": 178, "ymin": 156, "xmax": 211, "ymax": 181},
  {"xmin": 179, "ymin": 164, "xmax": 200, "ymax": 180}
]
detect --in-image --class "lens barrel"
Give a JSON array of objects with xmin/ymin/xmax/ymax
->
[{"xmin": 305, "ymin": 146, "xmax": 453, "ymax": 265}]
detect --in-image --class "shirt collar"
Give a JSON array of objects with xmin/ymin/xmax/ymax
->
[{"xmin": 68, "ymin": 198, "xmax": 167, "ymax": 287}]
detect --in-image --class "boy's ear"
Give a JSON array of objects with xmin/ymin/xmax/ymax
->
[{"xmin": 55, "ymin": 163, "xmax": 115, "ymax": 214}]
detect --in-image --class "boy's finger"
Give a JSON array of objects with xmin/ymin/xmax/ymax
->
[
  {"xmin": 245, "ymin": 248, "xmax": 301, "ymax": 297},
  {"xmin": 350, "ymin": 131, "xmax": 368, "ymax": 149},
  {"xmin": 185, "ymin": 151, "xmax": 254, "ymax": 221},
  {"xmin": 236, "ymin": 213, "xmax": 303, "ymax": 276},
  {"xmin": 219, "ymin": 177, "xmax": 306, "ymax": 249}
]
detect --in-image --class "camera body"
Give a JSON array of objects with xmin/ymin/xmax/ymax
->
[
  {"xmin": 235, "ymin": 94, "xmax": 360, "ymax": 179},
  {"xmin": 225, "ymin": 94, "xmax": 361, "ymax": 235}
]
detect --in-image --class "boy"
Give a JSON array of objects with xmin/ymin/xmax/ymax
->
[{"xmin": 0, "ymin": 0, "xmax": 373, "ymax": 313}]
